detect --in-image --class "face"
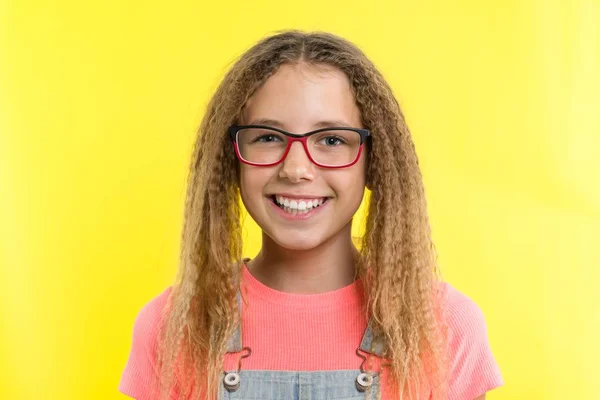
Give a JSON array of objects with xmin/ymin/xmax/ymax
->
[{"xmin": 238, "ymin": 63, "xmax": 367, "ymax": 251}]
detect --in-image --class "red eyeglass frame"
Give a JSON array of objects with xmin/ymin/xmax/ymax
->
[{"xmin": 228, "ymin": 125, "xmax": 371, "ymax": 169}]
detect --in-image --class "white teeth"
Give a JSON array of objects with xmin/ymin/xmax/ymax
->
[{"xmin": 273, "ymin": 196, "xmax": 327, "ymax": 212}]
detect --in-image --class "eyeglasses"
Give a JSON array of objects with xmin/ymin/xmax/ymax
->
[{"xmin": 228, "ymin": 125, "xmax": 371, "ymax": 168}]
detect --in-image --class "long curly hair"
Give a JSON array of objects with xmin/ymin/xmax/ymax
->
[{"xmin": 155, "ymin": 30, "xmax": 450, "ymax": 400}]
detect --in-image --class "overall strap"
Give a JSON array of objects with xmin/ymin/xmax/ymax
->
[{"xmin": 358, "ymin": 318, "xmax": 388, "ymax": 357}]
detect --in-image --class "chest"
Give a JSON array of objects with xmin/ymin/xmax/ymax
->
[{"xmin": 218, "ymin": 369, "xmax": 381, "ymax": 400}]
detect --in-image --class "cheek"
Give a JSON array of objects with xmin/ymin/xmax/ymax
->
[
  {"xmin": 349, "ymin": 163, "xmax": 367, "ymax": 208},
  {"xmin": 239, "ymin": 166, "xmax": 271, "ymax": 205},
  {"xmin": 239, "ymin": 168, "xmax": 256, "ymax": 204},
  {"xmin": 329, "ymin": 168, "xmax": 366, "ymax": 205}
]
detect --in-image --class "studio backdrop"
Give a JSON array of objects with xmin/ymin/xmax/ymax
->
[{"xmin": 1, "ymin": 1, "xmax": 598, "ymax": 399}]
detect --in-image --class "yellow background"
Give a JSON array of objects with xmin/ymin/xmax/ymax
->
[{"xmin": 1, "ymin": 0, "xmax": 598, "ymax": 399}]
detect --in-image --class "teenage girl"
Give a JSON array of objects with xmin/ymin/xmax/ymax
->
[{"xmin": 119, "ymin": 30, "xmax": 503, "ymax": 400}]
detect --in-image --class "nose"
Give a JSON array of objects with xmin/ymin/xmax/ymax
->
[{"xmin": 278, "ymin": 141, "xmax": 315, "ymax": 183}]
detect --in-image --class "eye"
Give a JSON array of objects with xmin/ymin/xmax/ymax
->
[
  {"xmin": 320, "ymin": 135, "xmax": 346, "ymax": 146},
  {"xmin": 253, "ymin": 134, "xmax": 282, "ymax": 143}
]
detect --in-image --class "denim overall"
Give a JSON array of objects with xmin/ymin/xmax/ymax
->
[{"xmin": 218, "ymin": 287, "xmax": 388, "ymax": 400}]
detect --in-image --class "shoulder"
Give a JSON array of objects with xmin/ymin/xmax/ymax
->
[
  {"xmin": 439, "ymin": 282, "xmax": 488, "ymax": 339},
  {"xmin": 119, "ymin": 287, "xmax": 173, "ymax": 398},
  {"xmin": 436, "ymin": 282, "xmax": 504, "ymax": 399},
  {"xmin": 131, "ymin": 286, "xmax": 172, "ymax": 342}
]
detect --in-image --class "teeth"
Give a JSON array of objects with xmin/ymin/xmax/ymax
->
[{"xmin": 273, "ymin": 196, "xmax": 327, "ymax": 212}]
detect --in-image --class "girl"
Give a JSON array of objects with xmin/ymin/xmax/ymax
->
[{"xmin": 119, "ymin": 30, "xmax": 503, "ymax": 400}]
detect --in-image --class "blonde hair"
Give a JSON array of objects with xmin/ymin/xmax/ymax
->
[{"xmin": 155, "ymin": 30, "xmax": 450, "ymax": 399}]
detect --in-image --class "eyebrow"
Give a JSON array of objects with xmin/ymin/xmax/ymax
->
[{"xmin": 246, "ymin": 118, "xmax": 355, "ymax": 130}]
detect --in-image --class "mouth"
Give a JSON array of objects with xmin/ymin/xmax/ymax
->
[{"xmin": 268, "ymin": 195, "xmax": 331, "ymax": 215}]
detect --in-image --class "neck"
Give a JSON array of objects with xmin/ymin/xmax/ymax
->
[{"xmin": 246, "ymin": 223, "xmax": 360, "ymax": 294}]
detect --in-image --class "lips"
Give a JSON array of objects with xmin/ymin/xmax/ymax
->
[
  {"xmin": 272, "ymin": 195, "xmax": 328, "ymax": 211},
  {"xmin": 266, "ymin": 195, "xmax": 331, "ymax": 219}
]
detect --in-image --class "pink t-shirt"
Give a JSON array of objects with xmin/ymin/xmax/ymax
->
[{"xmin": 119, "ymin": 264, "xmax": 503, "ymax": 399}]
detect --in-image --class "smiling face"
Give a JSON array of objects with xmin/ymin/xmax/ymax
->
[{"xmin": 238, "ymin": 62, "xmax": 367, "ymax": 251}]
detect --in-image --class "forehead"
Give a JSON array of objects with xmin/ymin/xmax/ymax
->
[{"xmin": 241, "ymin": 63, "xmax": 362, "ymax": 130}]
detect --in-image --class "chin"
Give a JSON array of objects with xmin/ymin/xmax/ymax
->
[{"xmin": 269, "ymin": 233, "xmax": 325, "ymax": 251}]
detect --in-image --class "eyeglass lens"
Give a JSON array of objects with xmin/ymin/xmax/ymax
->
[{"xmin": 236, "ymin": 128, "xmax": 362, "ymax": 166}]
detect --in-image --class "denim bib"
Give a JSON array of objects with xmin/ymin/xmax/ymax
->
[{"xmin": 218, "ymin": 288, "xmax": 387, "ymax": 400}]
